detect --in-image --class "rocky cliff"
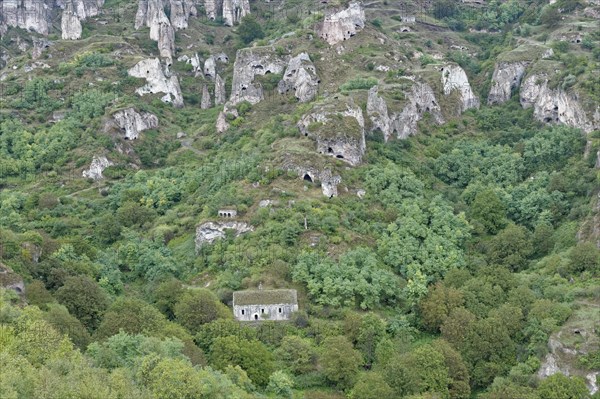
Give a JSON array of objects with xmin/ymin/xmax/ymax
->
[
  {"xmin": 520, "ymin": 74, "xmax": 597, "ymax": 133},
  {"xmin": 1, "ymin": 0, "xmax": 52, "ymax": 35},
  {"xmin": 298, "ymin": 99, "xmax": 366, "ymax": 166},
  {"xmin": 169, "ymin": 0, "xmax": 197, "ymax": 30},
  {"xmin": 488, "ymin": 61, "xmax": 529, "ymax": 105},
  {"xmin": 195, "ymin": 221, "xmax": 254, "ymax": 249},
  {"xmin": 128, "ymin": 58, "xmax": 184, "ymax": 107},
  {"xmin": 82, "ymin": 155, "xmax": 113, "ymax": 180},
  {"xmin": 222, "ymin": 0, "xmax": 250, "ymax": 26},
  {"xmin": 278, "ymin": 53, "xmax": 320, "ymax": 103},
  {"xmin": 135, "ymin": 0, "xmax": 175, "ymax": 59},
  {"xmin": 440, "ymin": 64, "xmax": 480, "ymax": 112},
  {"xmin": 317, "ymin": 1, "xmax": 365, "ymax": 45},
  {"xmin": 60, "ymin": 0, "xmax": 105, "ymax": 40},
  {"xmin": 228, "ymin": 48, "xmax": 287, "ymax": 105},
  {"xmin": 112, "ymin": 107, "xmax": 159, "ymax": 140}
]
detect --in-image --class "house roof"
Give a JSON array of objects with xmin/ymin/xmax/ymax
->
[{"xmin": 233, "ymin": 289, "xmax": 298, "ymax": 306}]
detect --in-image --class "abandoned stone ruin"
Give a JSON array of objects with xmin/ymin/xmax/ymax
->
[
  {"xmin": 233, "ymin": 289, "xmax": 298, "ymax": 321},
  {"xmin": 218, "ymin": 209, "xmax": 237, "ymax": 218}
]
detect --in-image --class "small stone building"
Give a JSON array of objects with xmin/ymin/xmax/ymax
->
[
  {"xmin": 233, "ymin": 289, "xmax": 298, "ymax": 321},
  {"xmin": 218, "ymin": 209, "xmax": 237, "ymax": 218}
]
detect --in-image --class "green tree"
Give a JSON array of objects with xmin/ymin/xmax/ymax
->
[
  {"xmin": 55, "ymin": 275, "xmax": 109, "ymax": 331},
  {"xmin": 537, "ymin": 373, "xmax": 590, "ymax": 399},
  {"xmin": 401, "ymin": 344, "xmax": 450, "ymax": 398},
  {"xmin": 267, "ymin": 370, "xmax": 294, "ymax": 399},
  {"xmin": 320, "ymin": 336, "xmax": 363, "ymax": 390},
  {"xmin": 357, "ymin": 313, "xmax": 387, "ymax": 367},
  {"xmin": 174, "ymin": 289, "xmax": 231, "ymax": 332},
  {"xmin": 488, "ymin": 224, "xmax": 533, "ymax": 271},
  {"xmin": 420, "ymin": 283, "xmax": 464, "ymax": 332},
  {"xmin": 274, "ymin": 335, "xmax": 317, "ymax": 375},
  {"xmin": 237, "ymin": 16, "xmax": 264, "ymax": 44},
  {"xmin": 350, "ymin": 372, "xmax": 394, "ymax": 399},
  {"xmin": 95, "ymin": 297, "xmax": 168, "ymax": 339},
  {"xmin": 470, "ymin": 189, "xmax": 507, "ymax": 234},
  {"xmin": 567, "ymin": 242, "xmax": 600, "ymax": 275}
]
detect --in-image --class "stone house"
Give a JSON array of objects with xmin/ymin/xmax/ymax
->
[{"xmin": 233, "ymin": 289, "xmax": 298, "ymax": 321}]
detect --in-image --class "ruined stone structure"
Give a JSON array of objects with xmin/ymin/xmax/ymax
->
[
  {"xmin": 233, "ymin": 289, "xmax": 298, "ymax": 321},
  {"xmin": 218, "ymin": 209, "xmax": 237, "ymax": 218}
]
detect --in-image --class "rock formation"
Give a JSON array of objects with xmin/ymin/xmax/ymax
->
[
  {"xmin": 317, "ymin": 1, "xmax": 366, "ymax": 45},
  {"xmin": 520, "ymin": 74, "xmax": 597, "ymax": 133},
  {"xmin": 488, "ymin": 61, "xmax": 529, "ymax": 105},
  {"xmin": 128, "ymin": 58, "xmax": 184, "ymax": 107},
  {"xmin": 178, "ymin": 53, "xmax": 202, "ymax": 75},
  {"xmin": 112, "ymin": 107, "xmax": 159, "ymax": 139},
  {"xmin": 83, "ymin": 155, "xmax": 113, "ymax": 180},
  {"xmin": 60, "ymin": 0, "xmax": 105, "ymax": 40},
  {"xmin": 0, "ymin": 263, "xmax": 25, "ymax": 296},
  {"xmin": 319, "ymin": 169, "xmax": 342, "ymax": 198},
  {"xmin": 204, "ymin": 0, "xmax": 222, "ymax": 20},
  {"xmin": 215, "ymin": 74, "xmax": 227, "ymax": 105},
  {"xmin": 201, "ymin": 84, "xmax": 211, "ymax": 109},
  {"xmin": 297, "ymin": 100, "xmax": 366, "ymax": 166},
  {"xmin": 203, "ymin": 56, "xmax": 216, "ymax": 80},
  {"xmin": 32, "ymin": 38, "xmax": 51, "ymax": 60},
  {"xmin": 0, "ymin": 0, "xmax": 52, "ymax": 36},
  {"xmin": 195, "ymin": 221, "xmax": 254, "ymax": 249},
  {"xmin": 367, "ymin": 82, "xmax": 444, "ymax": 140},
  {"xmin": 135, "ymin": 0, "xmax": 175, "ymax": 59},
  {"xmin": 216, "ymin": 104, "xmax": 238, "ymax": 133},
  {"xmin": 168, "ymin": 0, "xmax": 197, "ymax": 29},
  {"xmin": 440, "ymin": 64, "xmax": 479, "ymax": 112},
  {"xmin": 278, "ymin": 52, "xmax": 319, "ymax": 103},
  {"xmin": 229, "ymin": 48, "xmax": 287, "ymax": 105},
  {"xmin": 222, "ymin": 0, "xmax": 250, "ymax": 26}
]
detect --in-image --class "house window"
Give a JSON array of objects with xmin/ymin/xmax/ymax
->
[
  {"xmin": 254, "ymin": 314, "xmax": 259, "ymax": 320},
  {"xmin": 241, "ymin": 309, "xmax": 245, "ymax": 315},
  {"xmin": 278, "ymin": 307, "xmax": 282, "ymax": 313},
  {"xmin": 261, "ymin": 308, "xmax": 265, "ymax": 314}
]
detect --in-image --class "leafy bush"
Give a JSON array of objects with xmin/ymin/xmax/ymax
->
[{"xmin": 340, "ymin": 77, "xmax": 378, "ymax": 91}]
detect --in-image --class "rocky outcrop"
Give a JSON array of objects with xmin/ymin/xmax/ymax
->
[
  {"xmin": 204, "ymin": 56, "xmax": 216, "ymax": 80},
  {"xmin": 367, "ymin": 82, "xmax": 444, "ymax": 140},
  {"xmin": 216, "ymin": 103, "xmax": 238, "ymax": 133},
  {"xmin": 440, "ymin": 64, "xmax": 480, "ymax": 112},
  {"xmin": 135, "ymin": 0, "xmax": 175, "ymax": 59},
  {"xmin": 195, "ymin": 221, "xmax": 254, "ymax": 249},
  {"xmin": 112, "ymin": 107, "xmax": 159, "ymax": 139},
  {"xmin": 60, "ymin": 0, "xmax": 105, "ymax": 40},
  {"xmin": 204, "ymin": 0, "xmax": 222, "ymax": 20},
  {"xmin": 278, "ymin": 53, "xmax": 319, "ymax": 103},
  {"xmin": 32, "ymin": 38, "xmax": 52, "ymax": 60},
  {"xmin": 298, "ymin": 100, "xmax": 366, "ymax": 166},
  {"xmin": 488, "ymin": 61, "xmax": 529, "ymax": 105},
  {"xmin": 177, "ymin": 53, "xmax": 202, "ymax": 75},
  {"xmin": 0, "ymin": 0, "xmax": 52, "ymax": 36},
  {"xmin": 215, "ymin": 74, "xmax": 227, "ymax": 105},
  {"xmin": 229, "ymin": 48, "xmax": 287, "ymax": 105},
  {"xmin": 0, "ymin": 264, "xmax": 25, "ymax": 296},
  {"xmin": 128, "ymin": 58, "xmax": 184, "ymax": 107},
  {"xmin": 317, "ymin": 1, "xmax": 365, "ymax": 45},
  {"xmin": 169, "ymin": 0, "xmax": 197, "ymax": 29},
  {"xmin": 319, "ymin": 169, "xmax": 342, "ymax": 198},
  {"xmin": 222, "ymin": 0, "xmax": 250, "ymax": 26},
  {"xmin": 83, "ymin": 155, "xmax": 113, "ymax": 180},
  {"xmin": 520, "ymin": 74, "xmax": 597, "ymax": 133},
  {"xmin": 201, "ymin": 84, "xmax": 211, "ymax": 109}
]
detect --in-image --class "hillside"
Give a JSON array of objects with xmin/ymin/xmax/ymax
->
[{"xmin": 0, "ymin": 0, "xmax": 599, "ymax": 398}]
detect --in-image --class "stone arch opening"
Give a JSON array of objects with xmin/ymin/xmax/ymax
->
[
  {"xmin": 254, "ymin": 314, "xmax": 259, "ymax": 320},
  {"xmin": 328, "ymin": 147, "xmax": 333, "ymax": 153},
  {"xmin": 336, "ymin": 154, "xmax": 344, "ymax": 159},
  {"xmin": 303, "ymin": 174, "xmax": 313, "ymax": 183}
]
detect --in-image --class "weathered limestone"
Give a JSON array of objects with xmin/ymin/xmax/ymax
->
[
  {"xmin": 215, "ymin": 74, "xmax": 227, "ymax": 105},
  {"xmin": 488, "ymin": 61, "xmax": 529, "ymax": 105},
  {"xmin": 201, "ymin": 84, "xmax": 212, "ymax": 109},
  {"xmin": 222, "ymin": 0, "xmax": 250, "ymax": 26},
  {"xmin": 128, "ymin": 58, "xmax": 184, "ymax": 107},
  {"xmin": 82, "ymin": 155, "xmax": 113, "ymax": 180},
  {"xmin": 317, "ymin": 1, "xmax": 365, "ymax": 45},
  {"xmin": 298, "ymin": 100, "xmax": 366, "ymax": 166},
  {"xmin": 520, "ymin": 74, "xmax": 597, "ymax": 133},
  {"xmin": 134, "ymin": 0, "xmax": 175, "ymax": 59},
  {"xmin": 229, "ymin": 48, "xmax": 287, "ymax": 105},
  {"xmin": 169, "ymin": 0, "xmax": 197, "ymax": 29},
  {"xmin": 278, "ymin": 52, "xmax": 319, "ymax": 102},
  {"xmin": 441, "ymin": 64, "xmax": 480, "ymax": 112},
  {"xmin": 112, "ymin": 107, "xmax": 159, "ymax": 139},
  {"xmin": 60, "ymin": 0, "xmax": 105, "ymax": 40},
  {"xmin": 1, "ymin": 0, "xmax": 52, "ymax": 36},
  {"xmin": 195, "ymin": 221, "xmax": 254, "ymax": 249},
  {"xmin": 203, "ymin": 56, "xmax": 216, "ymax": 80}
]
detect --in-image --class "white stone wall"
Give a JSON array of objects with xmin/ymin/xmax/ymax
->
[{"xmin": 234, "ymin": 303, "xmax": 298, "ymax": 321}]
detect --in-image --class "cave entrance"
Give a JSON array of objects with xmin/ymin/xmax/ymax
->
[{"xmin": 303, "ymin": 174, "xmax": 313, "ymax": 183}]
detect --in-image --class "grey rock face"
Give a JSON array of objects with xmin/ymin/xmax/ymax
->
[
  {"xmin": 440, "ymin": 64, "xmax": 479, "ymax": 112},
  {"xmin": 215, "ymin": 74, "xmax": 227, "ymax": 105},
  {"xmin": 229, "ymin": 48, "xmax": 287, "ymax": 105},
  {"xmin": 128, "ymin": 58, "xmax": 184, "ymax": 107},
  {"xmin": 61, "ymin": 8, "xmax": 82, "ymax": 40},
  {"xmin": 60, "ymin": 0, "xmax": 105, "ymax": 39},
  {"xmin": 488, "ymin": 61, "xmax": 529, "ymax": 105},
  {"xmin": 222, "ymin": 0, "xmax": 250, "ymax": 26},
  {"xmin": 1, "ymin": 0, "xmax": 52, "ymax": 36},
  {"xmin": 169, "ymin": 0, "xmax": 197, "ymax": 29},
  {"xmin": 32, "ymin": 38, "xmax": 52, "ymax": 60},
  {"xmin": 112, "ymin": 107, "xmax": 159, "ymax": 139},
  {"xmin": 201, "ymin": 84, "xmax": 212, "ymax": 109},
  {"xmin": 195, "ymin": 221, "xmax": 254, "ymax": 249},
  {"xmin": 203, "ymin": 0, "xmax": 223, "ymax": 20},
  {"xmin": 82, "ymin": 155, "xmax": 113, "ymax": 180},
  {"xmin": 203, "ymin": 56, "xmax": 216, "ymax": 80},
  {"xmin": 520, "ymin": 74, "xmax": 598, "ymax": 133},
  {"xmin": 317, "ymin": 1, "xmax": 365, "ymax": 45},
  {"xmin": 298, "ymin": 100, "xmax": 366, "ymax": 166},
  {"xmin": 135, "ymin": 0, "xmax": 175, "ymax": 59},
  {"xmin": 278, "ymin": 52, "xmax": 319, "ymax": 103}
]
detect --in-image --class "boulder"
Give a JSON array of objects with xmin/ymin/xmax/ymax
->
[
  {"xmin": 112, "ymin": 107, "xmax": 159, "ymax": 139},
  {"xmin": 82, "ymin": 155, "xmax": 113, "ymax": 180},
  {"xmin": 317, "ymin": 1, "xmax": 365, "ymax": 45},
  {"xmin": 195, "ymin": 221, "xmax": 254, "ymax": 249},
  {"xmin": 128, "ymin": 58, "xmax": 184, "ymax": 107},
  {"xmin": 278, "ymin": 52, "xmax": 319, "ymax": 102},
  {"xmin": 440, "ymin": 64, "xmax": 479, "ymax": 112},
  {"xmin": 488, "ymin": 61, "xmax": 529, "ymax": 105}
]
